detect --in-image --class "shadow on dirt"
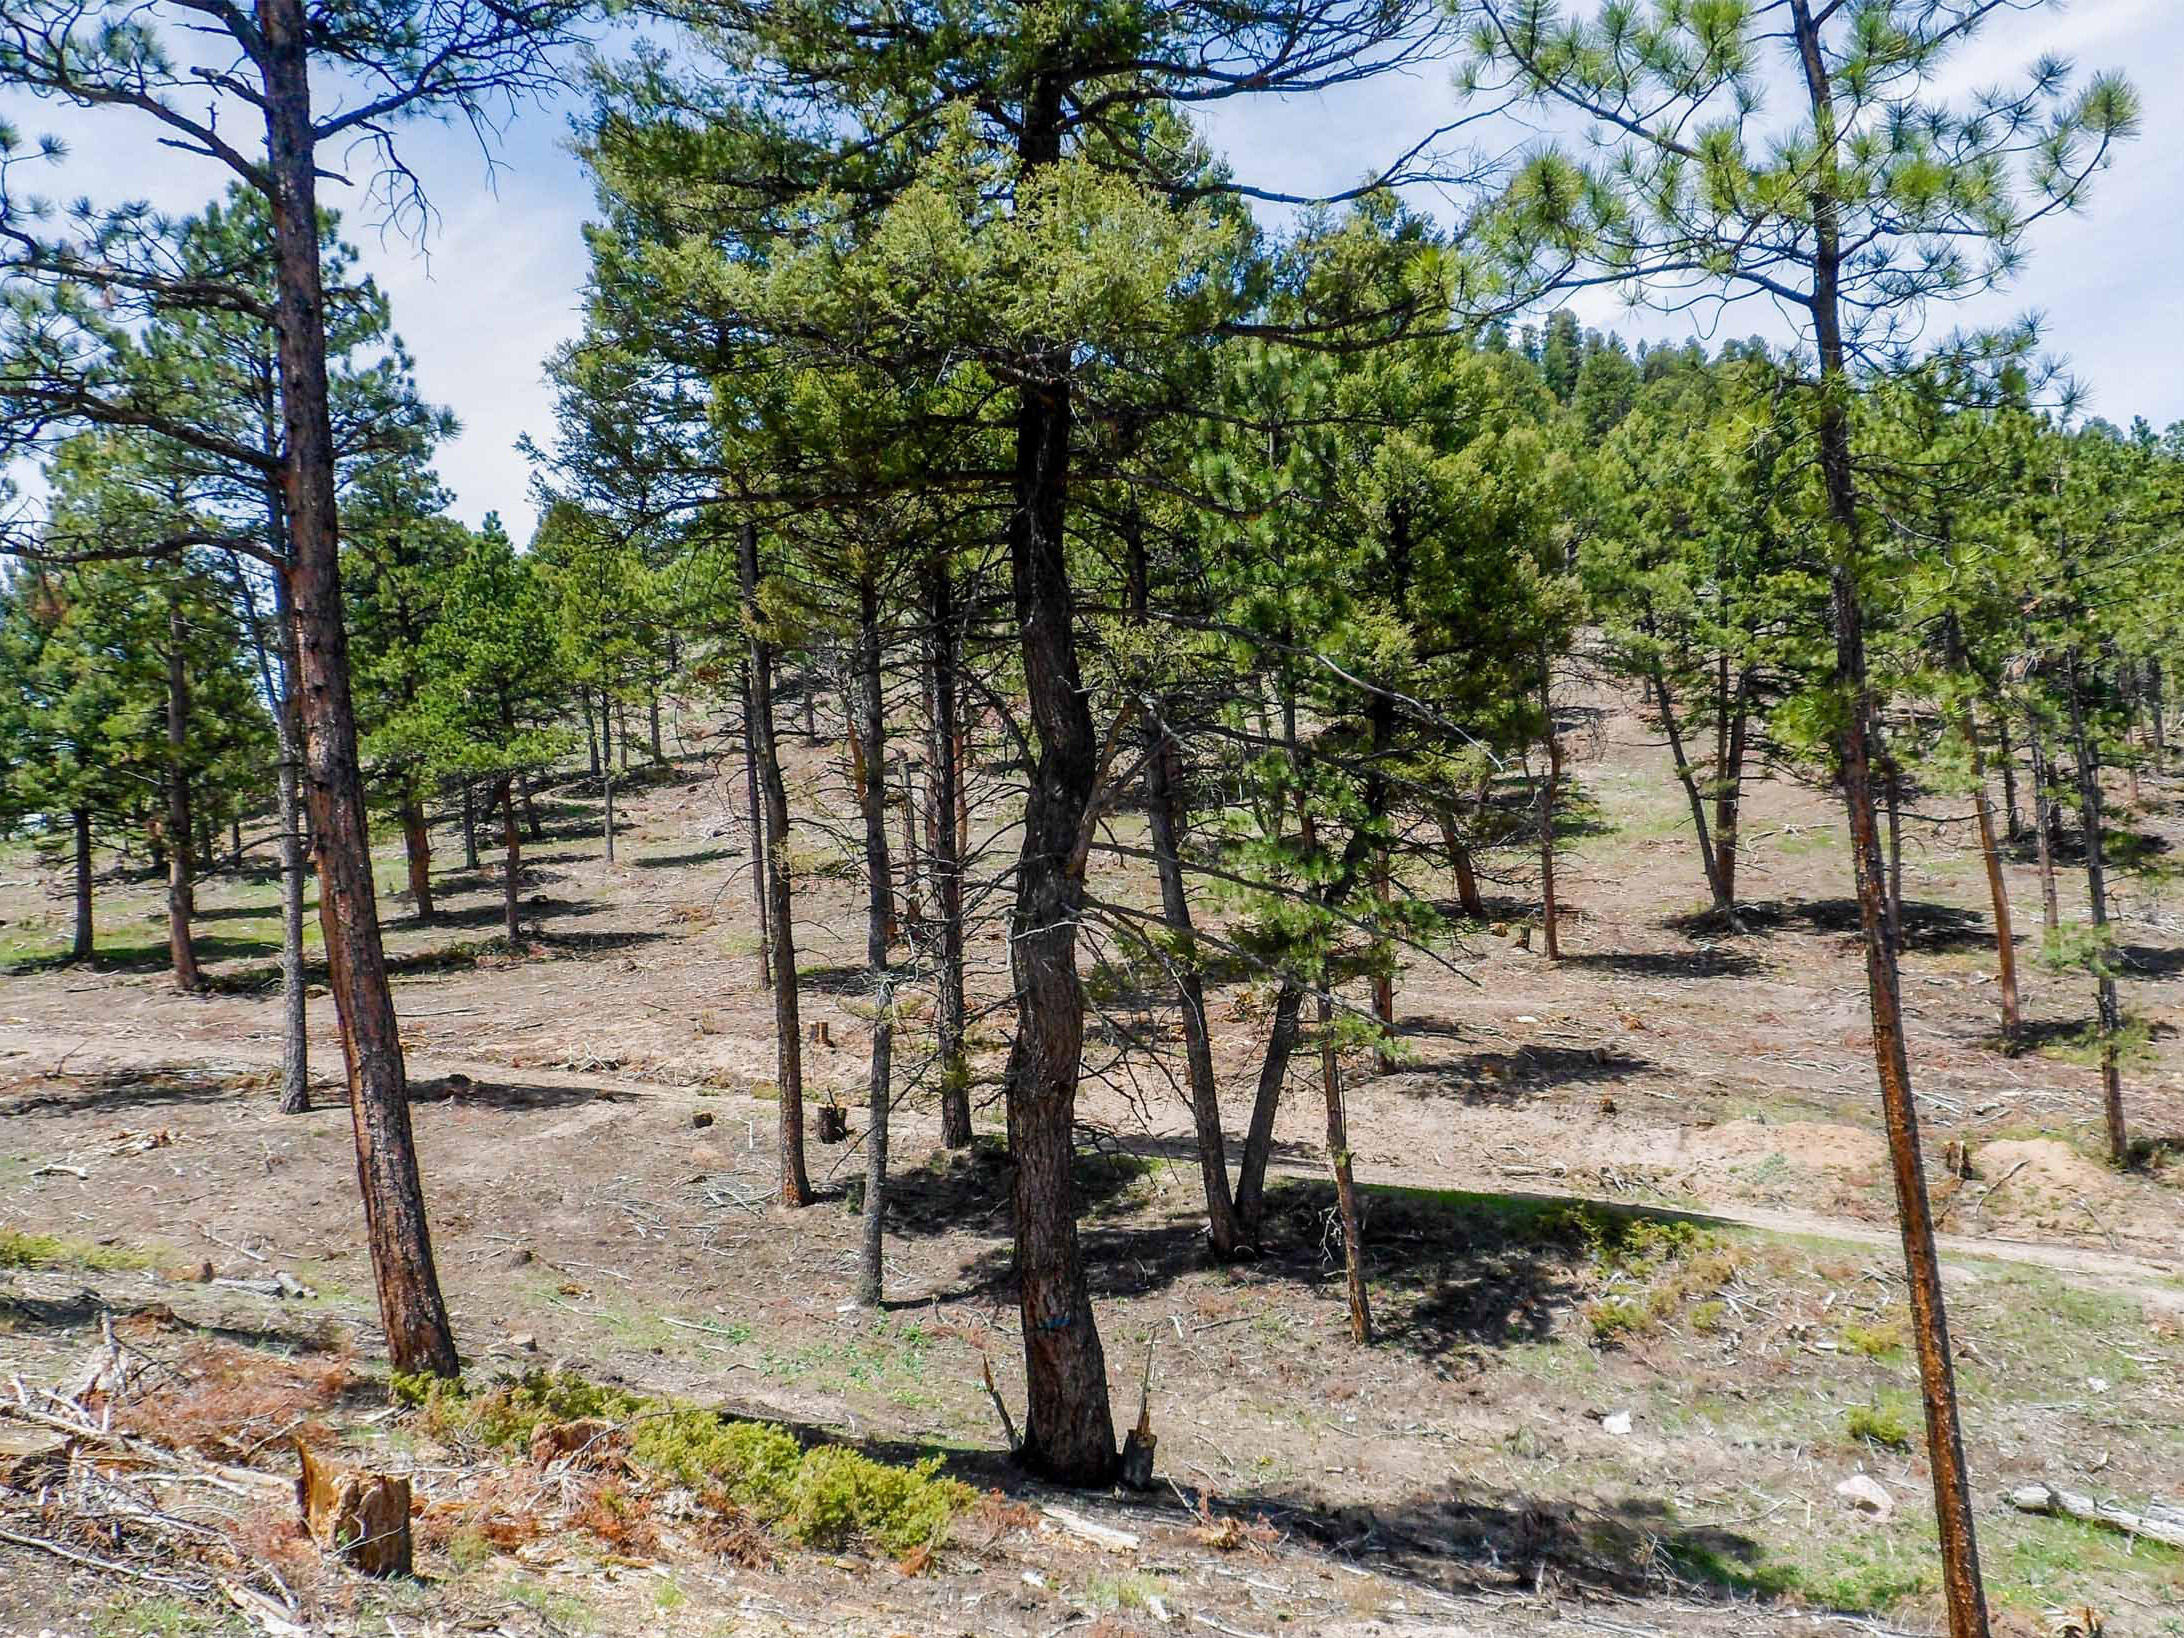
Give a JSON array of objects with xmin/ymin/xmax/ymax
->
[
  {"xmin": 1695, "ymin": 897, "xmax": 1991, "ymax": 954},
  {"xmin": 1564, "ymin": 947, "xmax": 1769, "ymax": 980}
]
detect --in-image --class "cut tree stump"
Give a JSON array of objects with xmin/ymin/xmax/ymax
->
[{"xmin": 295, "ymin": 1439, "xmax": 412, "ymax": 1575}]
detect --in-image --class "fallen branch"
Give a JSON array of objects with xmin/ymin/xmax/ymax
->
[
  {"xmin": 0, "ymin": 1521, "xmax": 208, "ymax": 1590},
  {"xmin": 2007, "ymin": 1482, "xmax": 2184, "ymax": 1548},
  {"xmin": 978, "ymin": 1355, "xmax": 1021, "ymax": 1455}
]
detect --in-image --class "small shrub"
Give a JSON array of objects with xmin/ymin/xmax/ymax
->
[
  {"xmin": 1689, "ymin": 1300, "xmax": 1726, "ymax": 1334},
  {"xmin": 0, "ymin": 1228, "xmax": 150, "ymax": 1272},
  {"xmin": 1845, "ymin": 1403, "xmax": 1912, "ymax": 1451},
  {"xmin": 1587, "ymin": 1298, "xmax": 1648, "ymax": 1344},
  {"xmin": 1840, "ymin": 1315, "xmax": 1908, "ymax": 1358}
]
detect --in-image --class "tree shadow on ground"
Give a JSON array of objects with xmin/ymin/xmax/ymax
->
[
  {"xmin": 1670, "ymin": 896, "xmax": 1998, "ymax": 955},
  {"xmin": 2007, "ymin": 1014, "xmax": 2178, "ymax": 1054},
  {"xmin": 633, "ymin": 845, "xmax": 744, "ymax": 870},
  {"xmin": 2118, "ymin": 943, "xmax": 2184, "ymax": 979},
  {"xmin": 879, "ymin": 1136, "xmax": 1154, "ymax": 1241},
  {"xmin": 426, "ymin": 894, "xmax": 589, "ymax": 933},
  {"xmin": 405, "ymin": 1075, "xmax": 624, "ymax": 1113},
  {"xmin": 1393, "ymin": 1044, "xmax": 1659, "ymax": 1104},
  {"xmin": 534, "ymin": 928, "xmax": 671, "ymax": 959},
  {"xmin": 4, "ymin": 933, "xmax": 282, "ymax": 979},
  {"xmin": 195, "ymin": 901, "xmax": 297, "ymax": 924},
  {"xmin": 0, "ymin": 1068, "xmax": 250, "ymax": 1120},
  {"xmin": 207, "ymin": 940, "xmax": 489, "ymax": 994},
  {"xmin": 796, "ymin": 962, "xmax": 883, "ymax": 997},
  {"xmin": 1425, "ymin": 894, "xmax": 1547, "ymax": 926},
  {"xmin": 1563, "ymin": 947, "xmax": 1769, "ymax": 980}
]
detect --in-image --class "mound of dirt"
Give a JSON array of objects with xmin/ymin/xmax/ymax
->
[
  {"xmin": 1974, "ymin": 1138, "xmax": 2118, "ymax": 1217},
  {"xmin": 1686, "ymin": 1118, "xmax": 1888, "ymax": 1173}
]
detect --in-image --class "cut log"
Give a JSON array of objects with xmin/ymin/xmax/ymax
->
[
  {"xmin": 2006, "ymin": 1482, "xmax": 2184, "ymax": 1549},
  {"xmin": 295, "ymin": 1439, "xmax": 412, "ymax": 1575},
  {"xmin": 1041, "ymin": 1504, "xmax": 1140, "ymax": 1552}
]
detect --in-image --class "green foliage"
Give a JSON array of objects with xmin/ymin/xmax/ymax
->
[
  {"xmin": 396, "ymin": 1372, "xmax": 972, "ymax": 1555},
  {"xmin": 1845, "ymin": 1402, "xmax": 1913, "ymax": 1451},
  {"xmin": 0, "ymin": 1227, "xmax": 151, "ymax": 1272}
]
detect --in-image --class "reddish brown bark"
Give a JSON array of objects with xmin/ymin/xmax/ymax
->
[
  {"xmin": 261, "ymin": 0, "xmax": 457, "ymax": 1377},
  {"xmin": 165, "ymin": 596, "xmax": 202, "ymax": 994}
]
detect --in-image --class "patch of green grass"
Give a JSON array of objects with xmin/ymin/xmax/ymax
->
[
  {"xmin": 1799, "ymin": 1545, "xmax": 1933, "ymax": 1613},
  {"xmin": 91, "ymin": 1596, "xmax": 239, "ymax": 1638},
  {"xmin": 1844, "ymin": 1401, "xmax": 1912, "ymax": 1451},
  {"xmin": 399, "ymin": 1370, "xmax": 972, "ymax": 1555},
  {"xmin": 0, "ymin": 1227, "xmax": 154, "ymax": 1273},
  {"xmin": 1839, "ymin": 1314, "xmax": 1908, "ymax": 1358},
  {"xmin": 1084, "ymin": 1572, "xmax": 1170, "ymax": 1612}
]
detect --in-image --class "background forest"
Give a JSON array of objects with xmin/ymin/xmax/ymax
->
[{"xmin": 0, "ymin": 4, "xmax": 2179, "ymax": 1637}]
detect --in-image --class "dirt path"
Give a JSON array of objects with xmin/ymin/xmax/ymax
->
[{"xmin": 9, "ymin": 1018, "xmax": 2174, "ymax": 1314}]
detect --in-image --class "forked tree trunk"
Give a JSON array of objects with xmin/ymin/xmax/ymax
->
[
  {"xmin": 499, "ymin": 776, "xmax": 521, "ymax": 946},
  {"xmin": 400, "ymin": 791, "xmax": 434, "ymax": 921},
  {"xmin": 261, "ymin": 0, "xmax": 456, "ymax": 1378},
  {"xmin": 2064, "ymin": 652, "xmax": 2128, "ymax": 1167},
  {"xmin": 70, "ymin": 808, "xmax": 93, "ymax": 962},
  {"xmin": 854, "ymin": 572, "xmax": 894, "ymax": 1307},
  {"xmin": 1794, "ymin": 30, "xmax": 1986, "ymax": 1605},
  {"xmin": 165, "ymin": 598, "xmax": 202, "ymax": 994},
  {"xmin": 922, "ymin": 558, "xmax": 970, "ymax": 1148},
  {"xmin": 740, "ymin": 663, "xmax": 772, "ymax": 990},
  {"xmin": 740, "ymin": 522, "xmax": 811, "ymax": 1206}
]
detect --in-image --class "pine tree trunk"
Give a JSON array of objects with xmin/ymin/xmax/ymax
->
[
  {"xmin": 1794, "ymin": 37, "xmax": 1986, "ymax": 1608},
  {"xmin": 898, "ymin": 764, "xmax": 922, "ymax": 935},
  {"xmin": 400, "ymin": 791, "xmax": 434, "ymax": 921},
  {"xmin": 273, "ymin": 575, "xmax": 309, "ymax": 1115},
  {"xmin": 2147, "ymin": 658, "xmax": 2168, "ymax": 774},
  {"xmin": 260, "ymin": 0, "xmax": 457, "ymax": 1379},
  {"xmin": 1233, "ymin": 979, "xmax": 1304, "ymax": 1239},
  {"xmin": 1881, "ymin": 748, "xmax": 1905, "ymax": 952},
  {"xmin": 1320, "ymin": 989, "xmax": 1371, "ymax": 1344},
  {"xmin": 854, "ymin": 572, "xmax": 894, "ymax": 1307},
  {"xmin": 1996, "ymin": 707, "xmax": 2023, "ymax": 842},
  {"xmin": 500, "ymin": 776, "xmax": 522, "ymax": 946},
  {"xmin": 1535, "ymin": 651, "xmax": 1563, "ymax": 959},
  {"xmin": 1946, "ymin": 621, "xmax": 2019, "ymax": 1051},
  {"xmin": 740, "ymin": 662, "xmax": 772, "ymax": 990},
  {"xmin": 649, "ymin": 689, "xmax": 664, "ymax": 763},
  {"xmin": 603, "ymin": 766, "xmax": 616, "ymax": 864},
  {"xmin": 70, "ymin": 808, "xmax": 93, "ymax": 963},
  {"xmin": 741, "ymin": 523, "xmax": 810, "ymax": 1206},
  {"xmin": 1125, "ymin": 524, "xmax": 1238, "ymax": 1252},
  {"xmin": 582, "ymin": 689, "xmax": 599, "ymax": 777},
  {"xmin": 166, "ymin": 597, "xmax": 202, "ymax": 994},
  {"xmin": 461, "ymin": 782, "xmax": 479, "ymax": 872},
  {"xmin": 1001, "ymin": 73, "xmax": 1117, "ymax": 1484},
  {"xmin": 2029, "ymin": 715, "xmax": 2061, "ymax": 934},
  {"xmin": 2064, "ymin": 651, "xmax": 2128, "ymax": 1167},
  {"xmin": 519, "ymin": 772, "xmax": 542, "ymax": 842},
  {"xmin": 1717, "ymin": 670, "xmax": 1752, "ymax": 905},
  {"xmin": 1441, "ymin": 811, "xmax": 1486, "ymax": 918},
  {"xmin": 922, "ymin": 559, "xmax": 970, "ymax": 1148},
  {"xmin": 1649, "ymin": 660, "xmax": 1733, "ymax": 914}
]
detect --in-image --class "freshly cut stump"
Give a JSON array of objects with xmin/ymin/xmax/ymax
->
[{"xmin": 296, "ymin": 1438, "xmax": 412, "ymax": 1575}]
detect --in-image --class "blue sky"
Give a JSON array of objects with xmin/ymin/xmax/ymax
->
[{"xmin": 7, "ymin": 1, "xmax": 2178, "ymax": 541}]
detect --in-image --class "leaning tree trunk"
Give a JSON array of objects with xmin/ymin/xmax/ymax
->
[
  {"xmin": 740, "ymin": 522, "xmax": 811, "ymax": 1206},
  {"xmin": 1795, "ymin": 62, "xmax": 1987, "ymax": 1613},
  {"xmin": 1649, "ymin": 659, "xmax": 1734, "ymax": 916},
  {"xmin": 740, "ymin": 662, "xmax": 772, "ymax": 990},
  {"xmin": 2064, "ymin": 652, "xmax": 2128, "ymax": 1167},
  {"xmin": 260, "ymin": 0, "xmax": 457, "ymax": 1378},
  {"xmin": 1319, "ymin": 987, "xmax": 1371, "ymax": 1343},
  {"xmin": 854, "ymin": 573, "xmax": 894, "ymax": 1307},
  {"xmin": 164, "ymin": 597, "xmax": 202, "ymax": 994},
  {"xmin": 922, "ymin": 557, "xmax": 970, "ymax": 1146},
  {"xmin": 1126, "ymin": 528, "xmax": 1240, "ymax": 1254},
  {"xmin": 70, "ymin": 808, "xmax": 93, "ymax": 962},
  {"xmin": 399, "ymin": 789, "xmax": 434, "ymax": 921}
]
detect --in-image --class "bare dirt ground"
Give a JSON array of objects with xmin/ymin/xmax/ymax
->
[{"xmin": 2, "ymin": 695, "xmax": 2180, "ymax": 1637}]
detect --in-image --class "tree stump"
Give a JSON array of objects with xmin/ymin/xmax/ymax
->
[
  {"xmin": 296, "ymin": 1439, "xmax": 412, "ymax": 1575},
  {"xmin": 817, "ymin": 1103, "xmax": 848, "ymax": 1144}
]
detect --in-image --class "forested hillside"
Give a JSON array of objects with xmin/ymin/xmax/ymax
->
[{"xmin": 0, "ymin": 3, "xmax": 2178, "ymax": 1636}]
